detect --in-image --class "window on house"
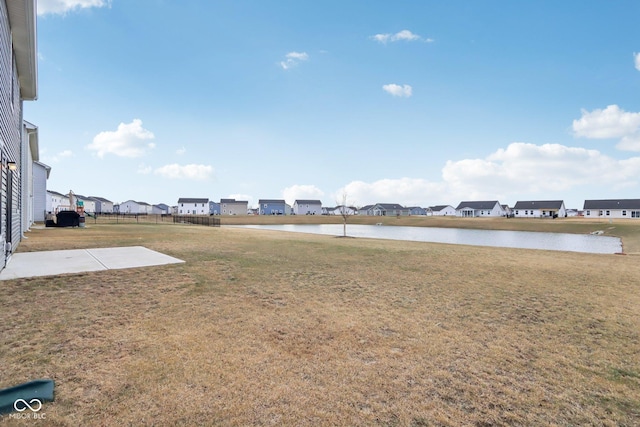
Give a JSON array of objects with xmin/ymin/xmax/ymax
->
[
  {"xmin": 623, "ymin": 210, "xmax": 627, "ymax": 216},
  {"xmin": 606, "ymin": 210, "xmax": 610, "ymax": 216},
  {"xmin": 586, "ymin": 210, "xmax": 590, "ymax": 216}
]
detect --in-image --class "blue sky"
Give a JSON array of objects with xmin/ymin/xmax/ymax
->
[{"xmin": 28, "ymin": 0, "xmax": 640, "ymax": 209}]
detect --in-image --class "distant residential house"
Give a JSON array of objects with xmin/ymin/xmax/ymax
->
[
  {"xmin": 221, "ymin": 198, "xmax": 248, "ymax": 215},
  {"xmin": 358, "ymin": 204, "xmax": 376, "ymax": 216},
  {"xmin": 583, "ymin": 199, "xmax": 640, "ymax": 219},
  {"xmin": 47, "ymin": 190, "xmax": 70, "ymax": 213},
  {"xmin": 328, "ymin": 205, "xmax": 358, "ymax": 216},
  {"xmin": 152, "ymin": 204, "xmax": 170, "ymax": 215},
  {"xmin": 293, "ymin": 200, "xmax": 322, "ymax": 215},
  {"xmin": 74, "ymin": 195, "xmax": 96, "ymax": 214},
  {"xmin": 89, "ymin": 196, "xmax": 114, "ymax": 214},
  {"xmin": 372, "ymin": 203, "xmax": 410, "ymax": 216},
  {"xmin": 177, "ymin": 198, "xmax": 209, "ymax": 215},
  {"xmin": 32, "ymin": 161, "xmax": 51, "ymax": 222},
  {"xmin": 119, "ymin": 200, "xmax": 147, "ymax": 214},
  {"xmin": 513, "ymin": 200, "xmax": 566, "ymax": 218},
  {"xmin": 23, "ymin": 122, "xmax": 51, "ymax": 226},
  {"xmin": 501, "ymin": 204, "xmax": 512, "ymax": 217},
  {"xmin": 455, "ymin": 201, "xmax": 504, "ymax": 217},
  {"xmin": 408, "ymin": 206, "xmax": 427, "ymax": 216},
  {"xmin": 209, "ymin": 201, "xmax": 220, "ymax": 215},
  {"xmin": 430, "ymin": 205, "xmax": 456, "ymax": 216},
  {"xmin": 566, "ymin": 209, "xmax": 581, "ymax": 217},
  {"xmin": 259, "ymin": 199, "xmax": 287, "ymax": 215}
]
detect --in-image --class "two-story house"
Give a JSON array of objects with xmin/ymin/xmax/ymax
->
[
  {"xmin": 293, "ymin": 200, "xmax": 322, "ymax": 215},
  {"xmin": 259, "ymin": 199, "xmax": 287, "ymax": 215},
  {"xmin": 221, "ymin": 198, "xmax": 248, "ymax": 215},
  {"xmin": 177, "ymin": 198, "xmax": 209, "ymax": 215}
]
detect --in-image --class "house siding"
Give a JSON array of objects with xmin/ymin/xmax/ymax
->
[
  {"xmin": 431, "ymin": 205, "xmax": 456, "ymax": 216},
  {"xmin": 32, "ymin": 162, "xmax": 48, "ymax": 221},
  {"xmin": 513, "ymin": 201, "xmax": 566, "ymax": 218},
  {"xmin": 221, "ymin": 199, "xmax": 247, "ymax": 215},
  {"xmin": 455, "ymin": 201, "xmax": 504, "ymax": 217},
  {"xmin": 1, "ymin": 0, "xmax": 26, "ymax": 263},
  {"xmin": 259, "ymin": 200, "xmax": 286, "ymax": 215},
  {"xmin": 119, "ymin": 200, "xmax": 142, "ymax": 214},
  {"xmin": 293, "ymin": 200, "xmax": 322, "ymax": 215},
  {"xmin": 583, "ymin": 200, "xmax": 640, "ymax": 219}
]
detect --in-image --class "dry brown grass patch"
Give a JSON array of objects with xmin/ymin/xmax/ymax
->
[{"xmin": 1, "ymin": 223, "xmax": 639, "ymax": 425}]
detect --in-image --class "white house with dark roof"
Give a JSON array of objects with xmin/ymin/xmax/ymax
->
[
  {"xmin": 293, "ymin": 199, "xmax": 322, "ymax": 215},
  {"xmin": 47, "ymin": 190, "xmax": 70, "ymax": 213},
  {"xmin": 583, "ymin": 199, "xmax": 640, "ymax": 219},
  {"xmin": 119, "ymin": 200, "xmax": 152, "ymax": 214},
  {"xmin": 430, "ymin": 205, "xmax": 456, "ymax": 216},
  {"xmin": 177, "ymin": 198, "xmax": 209, "ymax": 215},
  {"xmin": 327, "ymin": 205, "xmax": 358, "ymax": 216},
  {"xmin": 220, "ymin": 198, "xmax": 248, "ymax": 215},
  {"xmin": 455, "ymin": 201, "xmax": 504, "ymax": 217},
  {"xmin": 513, "ymin": 200, "xmax": 566, "ymax": 218}
]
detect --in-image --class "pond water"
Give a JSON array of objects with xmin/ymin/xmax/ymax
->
[{"xmin": 229, "ymin": 224, "xmax": 623, "ymax": 254}]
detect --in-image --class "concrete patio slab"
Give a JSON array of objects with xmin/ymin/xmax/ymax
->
[{"xmin": 0, "ymin": 246, "xmax": 185, "ymax": 280}]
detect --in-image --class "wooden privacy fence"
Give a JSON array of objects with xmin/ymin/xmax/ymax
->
[{"xmin": 172, "ymin": 215, "xmax": 221, "ymax": 227}]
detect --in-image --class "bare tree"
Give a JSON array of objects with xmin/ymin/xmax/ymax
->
[{"xmin": 337, "ymin": 192, "xmax": 355, "ymax": 237}]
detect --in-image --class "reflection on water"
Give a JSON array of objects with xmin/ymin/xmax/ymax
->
[{"xmin": 230, "ymin": 224, "xmax": 622, "ymax": 254}]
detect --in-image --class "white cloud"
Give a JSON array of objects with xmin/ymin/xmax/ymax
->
[
  {"xmin": 37, "ymin": 0, "xmax": 111, "ymax": 16},
  {"xmin": 572, "ymin": 105, "xmax": 640, "ymax": 139},
  {"xmin": 87, "ymin": 119, "xmax": 155, "ymax": 158},
  {"xmin": 176, "ymin": 146, "xmax": 186, "ymax": 155},
  {"xmin": 617, "ymin": 134, "xmax": 640, "ymax": 151},
  {"xmin": 371, "ymin": 30, "xmax": 433, "ymax": 44},
  {"xmin": 279, "ymin": 51, "xmax": 309, "ymax": 70},
  {"xmin": 154, "ymin": 164, "xmax": 213, "ymax": 181},
  {"xmin": 573, "ymin": 105, "xmax": 640, "ymax": 151},
  {"xmin": 338, "ymin": 143, "xmax": 640, "ymax": 207},
  {"xmin": 339, "ymin": 178, "xmax": 444, "ymax": 207},
  {"xmin": 282, "ymin": 184, "xmax": 325, "ymax": 205},
  {"xmin": 42, "ymin": 149, "xmax": 73, "ymax": 163},
  {"xmin": 382, "ymin": 84, "xmax": 412, "ymax": 97},
  {"xmin": 634, "ymin": 52, "xmax": 640, "ymax": 71},
  {"xmin": 137, "ymin": 164, "xmax": 152, "ymax": 175}
]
